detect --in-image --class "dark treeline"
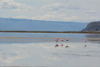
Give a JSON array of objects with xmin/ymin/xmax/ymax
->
[{"xmin": 0, "ymin": 31, "xmax": 100, "ymax": 33}]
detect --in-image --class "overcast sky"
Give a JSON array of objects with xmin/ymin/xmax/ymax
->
[{"xmin": 0, "ymin": 0, "xmax": 100, "ymax": 22}]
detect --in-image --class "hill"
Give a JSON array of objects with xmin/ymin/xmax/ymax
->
[
  {"xmin": 82, "ymin": 21, "xmax": 100, "ymax": 31},
  {"xmin": 0, "ymin": 18, "xmax": 88, "ymax": 31}
]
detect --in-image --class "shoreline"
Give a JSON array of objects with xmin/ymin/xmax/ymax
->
[{"xmin": 0, "ymin": 31, "xmax": 100, "ymax": 33}]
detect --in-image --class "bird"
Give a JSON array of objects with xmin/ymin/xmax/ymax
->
[
  {"xmin": 84, "ymin": 40, "xmax": 87, "ymax": 42},
  {"xmin": 55, "ymin": 38, "xmax": 59, "ymax": 42},
  {"xmin": 55, "ymin": 39, "xmax": 58, "ymax": 42},
  {"xmin": 61, "ymin": 39, "xmax": 64, "ymax": 42},
  {"xmin": 65, "ymin": 38, "xmax": 69, "ymax": 41},
  {"xmin": 57, "ymin": 38, "xmax": 59, "ymax": 40}
]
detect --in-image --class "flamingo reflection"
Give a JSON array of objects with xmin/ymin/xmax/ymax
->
[
  {"xmin": 65, "ymin": 46, "xmax": 69, "ymax": 48},
  {"xmin": 55, "ymin": 44, "xmax": 59, "ymax": 48},
  {"xmin": 61, "ymin": 44, "xmax": 63, "ymax": 47},
  {"xmin": 84, "ymin": 45, "xmax": 87, "ymax": 48}
]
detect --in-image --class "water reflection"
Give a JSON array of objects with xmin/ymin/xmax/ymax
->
[
  {"xmin": 61, "ymin": 44, "xmax": 63, "ymax": 47},
  {"xmin": 55, "ymin": 44, "xmax": 87, "ymax": 48},
  {"xmin": 84, "ymin": 45, "xmax": 87, "ymax": 48},
  {"xmin": 0, "ymin": 42, "xmax": 100, "ymax": 66},
  {"xmin": 65, "ymin": 46, "xmax": 69, "ymax": 48},
  {"xmin": 85, "ymin": 34, "xmax": 100, "ymax": 43},
  {"xmin": 0, "ymin": 33, "xmax": 100, "ymax": 67},
  {"xmin": 55, "ymin": 44, "xmax": 59, "ymax": 48}
]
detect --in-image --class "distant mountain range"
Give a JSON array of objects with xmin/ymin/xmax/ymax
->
[{"xmin": 0, "ymin": 17, "xmax": 88, "ymax": 31}]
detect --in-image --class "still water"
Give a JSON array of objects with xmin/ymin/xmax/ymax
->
[{"xmin": 0, "ymin": 33, "xmax": 100, "ymax": 67}]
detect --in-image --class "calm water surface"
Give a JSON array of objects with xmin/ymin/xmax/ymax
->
[{"xmin": 0, "ymin": 33, "xmax": 100, "ymax": 67}]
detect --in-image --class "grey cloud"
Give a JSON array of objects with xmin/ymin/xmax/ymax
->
[
  {"xmin": 0, "ymin": 0, "xmax": 32, "ymax": 9},
  {"xmin": 85, "ymin": 11, "xmax": 96, "ymax": 14},
  {"xmin": 41, "ymin": 3, "xmax": 81, "ymax": 11},
  {"xmin": 67, "ymin": 4, "xmax": 80, "ymax": 10},
  {"xmin": 41, "ymin": 3, "xmax": 65, "ymax": 11}
]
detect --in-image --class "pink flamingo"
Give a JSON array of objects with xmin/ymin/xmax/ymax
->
[
  {"xmin": 55, "ymin": 39, "xmax": 58, "ymax": 42},
  {"xmin": 56, "ymin": 38, "xmax": 59, "ymax": 40},
  {"xmin": 84, "ymin": 40, "xmax": 87, "ymax": 42},
  {"xmin": 55, "ymin": 38, "xmax": 59, "ymax": 42},
  {"xmin": 61, "ymin": 39, "xmax": 64, "ymax": 42},
  {"xmin": 65, "ymin": 38, "xmax": 69, "ymax": 41}
]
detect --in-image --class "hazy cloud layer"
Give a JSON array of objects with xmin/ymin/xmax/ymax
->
[
  {"xmin": 0, "ymin": 0, "xmax": 100, "ymax": 22},
  {"xmin": 41, "ymin": 2, "xmax": 80, "ymax": 11},
  {"xmin": 0, "ymin": 0, "xmax": 32, "ymax": 11},
  {"xmin": 41, "ymin": 3, "xmax": 65, "ymax": 11}
]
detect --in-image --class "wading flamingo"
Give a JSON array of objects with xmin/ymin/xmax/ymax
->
[
  {"xmin": 61, "ymin": 39, "xmax": 64, "ymax": 42},
  {"xmin": 84, "ymin": 40, "xmax": 87, "ymax": 42},
  {"xmin": 65, "ymin": 38, "xmax": 69, "ymax": 41},
  {"xmin": 55, "ymin": 38, "xmax": 59, "ymax": 42}
]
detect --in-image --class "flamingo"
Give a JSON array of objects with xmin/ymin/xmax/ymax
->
[
  {"xmin": 55, "ymin": 38, "xmax": 59, "ymax": 42},
  {"xmin": 84, "ymin": 40, "xmax": 87, "ymax": 42},
  {"xmin": 57, "ymin": 38, "xmax": 59, "ymax": 40},
  {"xmin": 65, "ymin": 38, "xmax": 69, "ymax": 41},
  {"xmin": 61, "ymin": 39, "xmax": 64, "ymax": 42},
  {"xmin": 55, "ymin": 39, "xmax": 58, "ymax": 42},
  {"xmin": 84, "ymin": 40, "xmax": 87, "ymax": 48}
]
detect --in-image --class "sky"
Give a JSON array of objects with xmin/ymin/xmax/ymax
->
[{"xmin": 0, "ymin": 0, "xmax": 100, "ymax": 22}]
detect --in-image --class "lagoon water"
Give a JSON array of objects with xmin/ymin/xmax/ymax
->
[{"xmin": 0, "ymin": 32, "xmax": 100, "ymax": 67}]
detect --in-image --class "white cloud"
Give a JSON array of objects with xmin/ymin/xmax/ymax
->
[
  {"xmin": 2, "ymin": 0, "xmax": 100, "ymax": 22},
  {"xmin": 41, "ymin": 2, "xmax": 80, "ymax": 11},
  {"xmin": 40, "ymin": 0, "xmax": 100, "ymax": 22},
  {"xmin": 85, "ymin": 10, "xmax": 96, "ymax": 15},
  {"xmin": 78, "ymin": 16, "xmax": 100, "ymax": 22},
  {"xmin": 13, "ymin": 16, "xmax": 31, "ymax": 19},
  {"xmin": 41, "ymin": 3, "xmax": 65, "ymax": 11},
  {"xmin": 12, "ymin": 11, "xmax": 100, "ymax": 22},
  {"xmin": 64, "ymin": 16, "xmax": 78, "ymax": 21},
  {"xmin": 12, "ymin": 12, "xmax": 79, "ymax": 22},
  {"xmin": 0, "ymin": 0, "xmax": 33, "ymax": 11},
  {"xmin": 31, "ymin": 12, "xmax": 78, "ymax": 22},
  {"xmin": 12, "ymin": 14, "xmax": 82, "ymax": 22}
]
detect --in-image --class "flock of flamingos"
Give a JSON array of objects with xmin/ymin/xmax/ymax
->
[{"xmin": 55, "ymin": 38, "xmax": 87, "ymax": 48}]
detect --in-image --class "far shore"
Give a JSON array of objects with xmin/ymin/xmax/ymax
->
[{"xmin": 0, "ymin": 31, "xmax": 100, "ymax": 34}]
